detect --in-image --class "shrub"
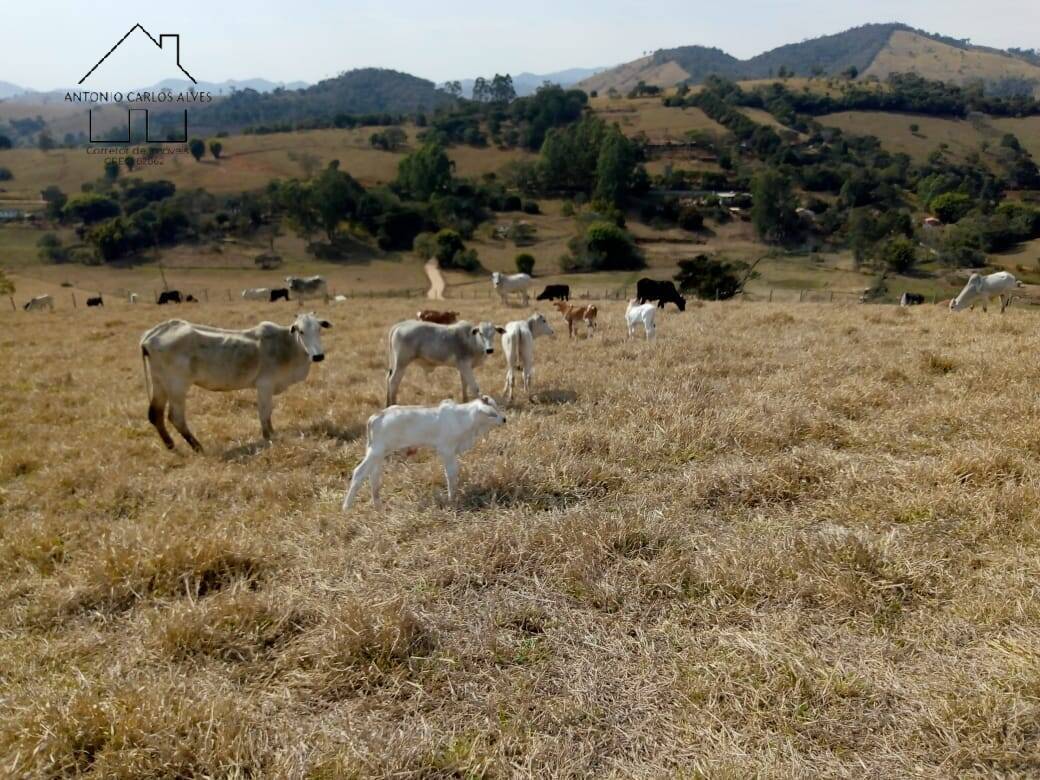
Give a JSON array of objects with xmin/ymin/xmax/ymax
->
[
  {"xmin": 674, "ymin": 254, "xmax": 755, "ymax": 300},
  {"xmin": 677, "ymin": 206, "xmax": 704, "ymax": 231},
  {"xmin": 522, "ymin": 199, "xmax": 540, "ymax": 215},
  {"xmin": 515, "ymin": 253, "xmax": 535, "ymax": 275},
  {"xmin": 37, "ymin": 233, "xmax": 68, "ymax": 263},
  {"xmin": 0, "ymin": 167, "xmax": 12, "ymax": 181},
  {"xmin": 879, "ymin": 236, "xmax": 919, "ymax": 273},
  {"xmin": 561, "ymin": 221, "xmax": 645, "ymax": 272},
  {"xmin": 930, "ymin": 192, "xmax": 973, "ymax": 224}
]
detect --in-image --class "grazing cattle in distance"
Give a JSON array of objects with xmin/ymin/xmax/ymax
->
[
  {"xmin": 636, "ymin": 278, "xmax": 687, "ymax": 311},
  {"xmin": 269, "ymin": 288, "xmax": 290, "ymax": 302},
  {"xmin": 23, "ymin": 295, "xmax": 54, "ymax": 312},
  {"xmin": 502, "ymin": 313, "xmax": 554, "ymax": 402},
  {"xmin": 417, "ymin": 309, "xmax": 460, "ymax": 325},
  {"xmin": 140, "ymin": 312, "xmax": 330, "ymax": 451},
  {"xmin": 157, "ymin": 290, "xmax": 182, "ymax": 305},
  {"xmin": 185, "ymin": 294, "xmax": 199, "ymax": 303},
  {"xmin": 86, "ymin": 295, "xmax": 104, "ymax": 307},
  {"xmin": 386, "ymin": 319, "xmax": 503, "ymax": 406},
  {"xmin": 536, "ymin": 284, "xmax": 570, "ymax": 302},
  {"xmin": 285, "ymin": 275, "xmax": 329, "ymax": 304},
  {"xmin": 553, "ymin": 301, "xmax": 598, "ymax": 338},
  {"xmin": 343, "ymin": 396, "xmax": 506, "ymax": 512},
  {"xmin": 900, "ymin": 292, "xmax": 925, "ymax": 307},
  {"xmin": 332, "ymin": 294, "xmax": 348, "ymax": 303},
  {"xmin": 492, "ymin": 272, "xmax": 534, "ymax": 305},
  {"xmin": 626, "ymin": 299, "xmax": 657, "ymax": 340},
  {"xmin": 129, "ymin": 293, "xmax": 139, "ymax": 304},
  {"xmin": 950, "ymin": 271, "xmax": 1023, "ymax": 313},
  {"xmin": 242, "ymin": 287, "xmax": 270, "ymax": 301}
]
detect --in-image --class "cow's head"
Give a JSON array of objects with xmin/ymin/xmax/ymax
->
[
  {"xmin": 673, "ymin": 292, "xmax": 687, "ymax": 312},
  {"xmin": 471, "ymin": 322, "xmax": 499, "ymax": 355},
  {"xmin": 475, "ymin": 395, "xmax": 507, "ymax": 426},
  {"xmin": 292, "ymin": 312, "xmax": 331, "ymax": 362},
  {"xmin": 950, "ymin": 274, "xmax": 982, "ymax": 311},
  {"xmin": 530, "ymin": 313, "xmax": 554, "ymax": 338},
  {"xmin": 491, "ymin": 272, "xmax": 502, "ymax": 288}
]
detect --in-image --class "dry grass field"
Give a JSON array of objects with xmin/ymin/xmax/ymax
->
[{"xmin": 4, "ymin": 296, "xmax": 1040, "ymax": 776}]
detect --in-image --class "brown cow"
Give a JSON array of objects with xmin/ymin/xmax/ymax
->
[
  {"xmin": 553, "ymin": 301, "xmax": 597, "ymax": 338},
  {"xmin": 417, "ymin": 309, "xmax": 460, "ymax": 325}
]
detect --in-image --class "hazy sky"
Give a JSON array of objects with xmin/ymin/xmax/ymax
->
[{"xmin": 3, "ymin": 0, "xmax": 1038, "ymax": 90}]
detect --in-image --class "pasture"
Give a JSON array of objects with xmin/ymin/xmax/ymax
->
[{"xmin": 3, "ymin": 296, "xmax": 1040, "ymax": 775}]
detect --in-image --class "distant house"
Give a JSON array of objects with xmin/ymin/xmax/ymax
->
[
  {"xmin": 796, "ymin": 207, "xmax": 817, "ymax": 222},
  {"xmin": 0, "ymin": 209, "xmax": 24, "ymax": 221},
  {"xmin": 923, "ymin": 216, "xmax": 942, "ymax": 228}
]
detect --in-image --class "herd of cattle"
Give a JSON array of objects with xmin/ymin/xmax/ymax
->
[
  {"xmin": 129, "ymin": 269, "xmax": 1029, "ymax": 511},
  {"xmin": 10, "ymin": 267, "xmax": 1026, "ymax": 509}
]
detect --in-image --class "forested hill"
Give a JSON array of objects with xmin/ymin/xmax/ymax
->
[{"xmin": 158, "ymin": 68, "xmax": 453, "ymax": 134}]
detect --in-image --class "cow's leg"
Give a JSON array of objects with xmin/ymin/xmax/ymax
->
[
  {"xmin": 1000, "ymin": 294, "xmax": 1010, "ymax": 313},
  {"xmin": 147, "ymin": 383, "xmax": 175, "ymax": 450},
  {"xmin": 522, "ymin": 359, "xmax": 533, "ymax": 395},
  {"xmin": 166, "ymin": 386, "xmax": 203, "ymax": 453},
  {"xmin": 257, "ymin": 382, "xmax": 275, "ymax": 440},
  {"xmin": 439, "ymin": 452, "xmax": 461, "ymax": 504},
  {"xmin": 386, "ymin": 360, "xmax": 406, "ymax": 407},
  {"xmin": 343, "ymin": 450, "xmax": 380, "ymax": 510},
  {"xmin": 504, "ymin": 364, "xmax": 514, "ymax": 402},
  {"xmin": 458, "ymin": 362, "xmax": 478, "ymax": 402},
  {"xmin": 368, "ymin": 461, "xmax": 385, "ymax": 512}
]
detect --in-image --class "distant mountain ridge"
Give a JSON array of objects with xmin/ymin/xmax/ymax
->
[
  {"xmin": 0, "ymin": 77, "xmax": 310, "ymax": 104},
  {"xmin": 457, "ymin": 67, "xmax": 607, "ymax": 98},
  {"xmin": 0, "ymin": 80, "xmax": 31, "ymax": 99},
  {"xmin": 579, "ymin": 23, "xmax": 1040, "ymax": 96}
]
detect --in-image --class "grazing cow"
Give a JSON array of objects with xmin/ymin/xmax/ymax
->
[
  {"xmin": 502, "ymin": 313, "xmax": 554, "ymax": 402},
  {"xmin": 269, "ymin": 288, "xmax": 290, "ymax": 302},
  {"xmin": 491, "ymin": 272, "xmax": 534, "ymax": 305},
  {"xmin": 185, "ymin": 294, "xmax": 199, "ymax": 303},
  {"xmin": 129, "ymin": 293, "xmax": 139, "ymax": 304},
  {"xmin": 899, "ymin": 292, "xmax": 925, "ymax": 307},
  {"xmin": 140, "ymin": 312, "xmax": 330, "ymax": 452},
  {"xmin": 386, "ymin": 319, "xmax": 503, "ymax": 406},
  {"xmin": 157, "ymin": 290, "xmax": 182, "ymax": 305},
  {"xmin": 285, "ymin": 275, "xmax": 329, "ymax": 304},
  {"xmin": 625, "ymin": 299, "xmax": 657, "ymax": 340},
  {"xmin": 536, "ymin": 284, "xmax": 570, "ymax": 302},
  {"xmin": 242, "ymin": 287, "xmax": 270, "ymax": 301},
  {"xmin": 86, "ymin": 295, "xmax": 104, "ymax": 307},
  {"xmin": 553, "ymin": 301, "xmax": 598, "ymax": 338},
  {"xmin": 950, "ymin": 271, "xmax": 1023, "ymax": 313},
  {"xmin": 332, "ymin": 294, "xmax": 348, "ymax": 303},
  {"xmin": 417, "ymin": 309, "xmax": 460, "ymax": 325},
  {"xmin": 342, "ymin": 396, "xmax": 506, "ymax": 512},
  {"xmin": 636, "ymin": 278, "xmax": 687, "ymax": 311},
  {"xmin": 23, "ymin": 295, "xmax": 54, "ymax": 312}
]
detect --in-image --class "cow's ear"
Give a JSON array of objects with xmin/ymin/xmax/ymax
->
[
  {"xmin": 471, "ymin": 327, "xmax": 479, "ymax": 335},
  {"xmin": 495, "ymin": 326, "xmax": 506, "ymax": 334},
  {"xmin": 320, "ymin": 320, "xmax": 331, "ymax": 329},
  {"xmin": 290, "ymin": 324, "xmax": 298, "ymax": 333}
]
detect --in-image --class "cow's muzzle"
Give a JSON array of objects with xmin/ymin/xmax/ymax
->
[
  {"xmin": 312, "ymin": 354, "xmax": 325, "ymax": 363},
  {"xmin": 485, "ymin": 348, "xmax": 494, "ymax": 354}
]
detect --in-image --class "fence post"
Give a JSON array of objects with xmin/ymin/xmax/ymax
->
[
  {"xmin": 799, "ymin": 289, "xmax": 805, "ymax": 303},
  {"xmin": 8, "ymin": 295, "xmax": 15, "ymax": 312},
  {"xmin": 829, "ymin": 291, "xmax": 834, "ymax": 303},
  {"xmin": 227, "ymin": 289, "xmax": 232, "ymax": 302},
  {"xmin": 204, "ymin": 289, "xmax": 209, "ymax": 302},
  {"xmin": 71, "ymin": 292, "xmax": 77, "ymax": 308},
  {"xmin": 769, "ymin": 289, "xmax": 774, "ymax": 303}
]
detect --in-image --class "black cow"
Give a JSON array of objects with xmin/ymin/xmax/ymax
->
[
  {"xmin": 86, "ymin": 295, "xmax": 103, "ymax": 307},
  {"xmin": 269, "ymin": 288, "xmax": 290, "ymax": 302},
  {"xmin": 636, "ymin": 278, "xmax": 686, "ymax": 311},
  {"xmin": 185, "ymin": 294, "xmax": 199, "ymax": 303},
  {"xmin": 157, "ymin": 290, "xmax": 182, "ymax": 305},
  {"xmin": 536, "ymin": 284, "xmax": 570, "ymax": 302},
  {"xmin": 900, "ymin": 292, "xmax": 925, "ymax": 307}
]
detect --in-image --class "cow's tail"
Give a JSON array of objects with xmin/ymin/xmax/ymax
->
[{"xmin": 141, "ymin": 344, "xmax": 154, "ymax": 404}]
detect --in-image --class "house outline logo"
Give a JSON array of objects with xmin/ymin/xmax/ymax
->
[{"xmin": 75, "ymin": 24, "xmax": 205, "ymax": 144}]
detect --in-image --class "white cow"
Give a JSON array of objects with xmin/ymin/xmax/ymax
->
[
  {"xmin": 950, "ymin": 271, "xmax": 1023, "ymax": 313},
  {"xmin": 342, "ymin": 396, "xmax": 506, "ymax": 511},
  {"xmin": 242, "ymin": 287, "xmax": 271, "ymax": 301},
  {"xmin": 140, "ymin": 312, "xmax": 330, "ymax": 451},
  {"xmin": 625, "ymin": 299, "xmax": 657, "ymax": 340},
  {"xmin": 502, "ymin": 313, "xmax": 554, "ymax": 402},
  {"xmin": 128, "ymin": 293, "xmax": 139, "ymax": 304},
  {"xmin": 492, "ymin": 272, "xmax": 534, "ymax": 305},
  {"xmin": 285, "ymin": 275, "xmax": 329, "ymax": 304},
  {"xmin": 23, "ymin": 295, "xmax": 54, "ymax": 312}
]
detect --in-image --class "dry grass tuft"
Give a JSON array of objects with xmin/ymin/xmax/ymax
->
[{"xmin": 3, "ymin": 298, "xmax": 1040, "ymax": 775}]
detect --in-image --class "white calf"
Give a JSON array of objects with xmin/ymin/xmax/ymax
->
[
  {"xmin": 342, "ymin": 396, "xmax": 506, "ymax": 511},
  {"xmin": 950, "ymin": 271, "xmax": 1023, "ymax": 313},
  {"xmin": 502, "ymin": 313, "xmax": 554, "ymax": 401},
  {"xmin": 492, "ymin": 272, "xmax": 534, "ymax": 305},
  {"xmin": 625, "ymin": 299, "xmax": 657, "ymax": 340}
]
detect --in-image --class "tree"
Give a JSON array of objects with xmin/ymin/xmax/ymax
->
[
  {"xmin": 561, "ymin": 221, "xmax": 645, "ymax": 272},
  {"xmin": 396, "ymin": 142, "xmax": 453, "ymax": 200},
  {"xmin": 370, "ymin": 126, "xmax": 407, "ymax": 151},
  {"xmin": 750, "ymin": 169, "xmax": 797, "ymax": 243},
  {"xmin": 64, "ymin": 193, "xmax": 120, "ymax": 224},
  {"xmin": 209, "ymin": 140, "xmax": 223, "ymax": 159},
  {"xmin": 103, "ymin": 159, "xmax": 120, "ymax": 181},
  {"xmin": 879, "ymin": 235, "xmax": 918, "ymax": 273},
  {"xmin": 472, "ymin": 77, "xmax": 490, "ymax": 103},
  {"xmin": 124, "ymin": 155, "xmax": 136, "ymax": 172},
  {"xmin": 0, "ymin": 135, "xmax": 12, "ymax": 150},
  {"xmin": 594, "ymin": 126, "xmax": 636, "ymax": 206},
  {"xmin": 0, "ymin": 268, "xmax": 13, "ymax": 295},
  {"xmin": 443, "ymin": 80, "xmax": 463, "ymax": 99},
  {"xmin": 38, "ymin": 131, "xmax": 55, "ymax": 152},
  {"xmin": 930, "ymin": 191, "xmax": 973, "ymax": 224},
  {"xmin": 188, "ymin": 138, "xmax": 205, "ymax": 161},
  {"xmin": 674, "ymin": 254, "xmax": 759, "ymax": 300},
  {"xmin": 515, "ymin": 253, "xmax": 535, "ymax": 275},
  {"xmin": 37, "ymin": 233, "xmax": 67, "ymax": 263},
  {"xmin": 40, "ymin": 186, "xmax": 67, "ymax": 220},
  {"xmin": 310, "ymin": 161, "xmax": 364, "ymax": 242},
  {"xmin": 489, "ymin": 74, "xmax": 516, "ymax": 103}
]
